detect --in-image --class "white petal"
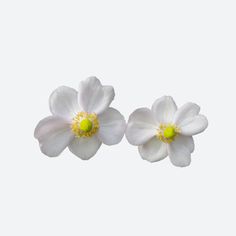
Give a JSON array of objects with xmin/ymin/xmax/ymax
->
[
  {"xmin": 173, "ymin": 102, "xmax": 200, "ymax": 126},
  {"xmin": 78, "ymin": 77, "xmax": 115, "ymax": 115},
  {"xmin": 180, "ymin": 115, "xmax": 208, "ymax": 136},
  {"xmin": 177, "ymin": 135, "xmax": 195, "ymax": 153},
  {"xmin": 68, "ymin": 135, "xmax": 102, "ymax": 160},
  {"xmin": 138, "ymin": 137, "xmax": 168, "ymax": 162},
  {"xmin": 34, "ymin": 116, "xmax": 73, "ymax": 157},
  {"xmin": 128, "ymin": 107, "xmax": 157, "ymax": 125},
  {"xmin": 167, "ymin": 135, "xmax": 192, "ymax": 167},
  {"xmin": 151, "ymin": 96, "xmax": 177, "ymax": 124},
  {"xmin": 126, "ymin": 108, "xmax": 157, "ymax": 145},
  {"xmin": 98, "ymin": 108, "xmax": 126, "ymax": 145},
  {"xmin": 49, "ymin": 86, "xmax": 80, "ymax": 120}
]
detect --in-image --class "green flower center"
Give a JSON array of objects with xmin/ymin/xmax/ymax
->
[
  {"xmin": 79, "ymin": 118, "xmax": 93, "ymax": 132},
  {"xmin": 71, "ymin": 112, "xmax": 99, "ymax": 138},
  {"xmin": 157, "ymin": 124, "xmax": 180, "ymax": 143},
  {"xmin": 163, "ymin": 126, "xmax": 176, "ymax": 139}
]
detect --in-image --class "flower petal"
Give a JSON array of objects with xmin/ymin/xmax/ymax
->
[
  {"xmin": 68, "ymin": 135, "xmax": 102, "ymax": 160},
  {"xmin": 151, "ymin": 96, "xmax": 177, "ymax": 124},
  {"xmin": 78, "ymin": 77, "xmax": 115, "ymax": 115},
  {"xmin": 128, "ymin": 108, "xmax": 157, "ymax": 125},
  {"xmin": 126, "ymin": 108, "xmax": 157, "ymax": 145},
  {"xmin": 49, "ymin": 86, "xmax": 80, "ymax": 120},
  {"xmin": 177, "ymin": 135, "xmax": 194, "ymax": 153},
  {"xmin": 167, "ymin": 135, "xmax": 192, "ymax": 167},
  {"xmin": 98, "ymin": 107, "xmax": 126, "ymax": 145},
  {"xmin": 34, "ymin": 116, "xmax": 73, "ymax": 157},
  {"xmin": 173, "ymin": 102, "xmax": 200, "ymax": 126},
  {"xmin": 180, "ymin": 115, "xmax": 208, "ymax": 136},
  {"xmin": 138, "ymin": 137, "xmax": 168, "ymax": 162}
]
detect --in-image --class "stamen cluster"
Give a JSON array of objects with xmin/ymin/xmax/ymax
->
[
  {"xmin": 71, "ymin": 112, "xmax": 99, "ymax": 138},
  {"xmin": 157, "ymin": 124, "xmax": 180, "ymax": 143}
]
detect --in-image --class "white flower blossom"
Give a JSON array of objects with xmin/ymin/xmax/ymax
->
[
  {"xmin": 126, "ymin": 96, "xmax": 208, "ymax": 167},
  {"xmin": 34, "ymin": 77, "xmax": 126, "ymax": 160}
]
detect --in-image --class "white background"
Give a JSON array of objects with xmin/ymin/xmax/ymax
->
[{"xmin": 0, "ymin": 0, "xmax": 235, "ymax": 235}]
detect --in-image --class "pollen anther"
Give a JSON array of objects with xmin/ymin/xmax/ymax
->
[
  {"xmin": 157, "ymin": 124, "xmax": 180, "ymax": 143},
  {"xmin": 71, "ymin": 112, "xmax": 99, "ymax": 138}
]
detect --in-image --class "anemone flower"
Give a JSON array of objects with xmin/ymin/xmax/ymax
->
[
  {"xmin": 34, "ymin": 77, "xmax": 126, "ymax": 160},
  {"xmin": 126, "ymin": 96, "xmax": 208, "ymax": 167}
]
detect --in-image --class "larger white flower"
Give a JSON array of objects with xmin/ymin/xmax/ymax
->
[
  {"xmin": 34, "ymin": 77, "xmax": 126, "ymax": 160},
  {"xmin": 126, "ymin": 96, "xmax": 208, "ymax": 167}
]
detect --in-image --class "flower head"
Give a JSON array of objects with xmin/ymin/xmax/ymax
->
[
  {"xmin": 34, "ymin": 77, "xmax": 126, "ymax": 160},
  {"xmin": 125, "ymin": 96, "xmax": 208, "ymax": 167}
]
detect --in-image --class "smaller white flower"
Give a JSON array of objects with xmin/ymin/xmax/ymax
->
[
  {"xmin": 34, "ymin": 77, "xmax": 126, "ymax": 160},
  {"xmin": 126, "ymin": 96, "xmax": 208, "ymax": 167}
]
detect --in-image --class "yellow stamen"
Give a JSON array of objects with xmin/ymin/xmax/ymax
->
[
  {"xmin": 71, "ymin": 112, "xmax": 99, "ymax": 138},
  {"xmin": 157, "ymin": 124, "xmax": 179, "ymax": 143}
]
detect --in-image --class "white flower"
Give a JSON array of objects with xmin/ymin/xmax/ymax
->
[
  {"xmin": 34, "ymin": 77, "xmax": 126, "ymax": 160},
  {"xmin": 125, "ymin": 96, "xmax": 208, "ymax": 167}
]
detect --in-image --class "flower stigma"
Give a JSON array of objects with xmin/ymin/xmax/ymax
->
[
  {"xmin": 80, "ymin": 118, "xmax": 93, "ymax": 132},
  {"xmin": 157, "ymin": 124, "xmax": 180, "ymax": 143},
  {"xmin": 71, "ymin": 112, "xmax": 99, "ymax": 138},
  {"xmin": 164, "ymin": 126, "xmax": 176, "ymax": 139}
]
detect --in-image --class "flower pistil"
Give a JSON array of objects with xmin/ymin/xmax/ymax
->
[
  {"xmin": 157, "ymin": 124, "xmax": 180, "ymax": 143},
  {"xmin": 71, "ymin": 112, "xmax": 99, "ymax": 138}
]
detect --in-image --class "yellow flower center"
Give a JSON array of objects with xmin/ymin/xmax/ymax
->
[
  {"xmin": 157, "ymin": 124, "xmax": 179, "ymax": 143},
  {"xmin": 71, "ymin": 112, "xmax": 99, "ymax": 138},
  {"xmin": 163, "ymin": 126, "xmax": 176, "ymax": 139},
  {"xmin": 80, "ymin": 118, "xmax": 93, "ymax": 132}
]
